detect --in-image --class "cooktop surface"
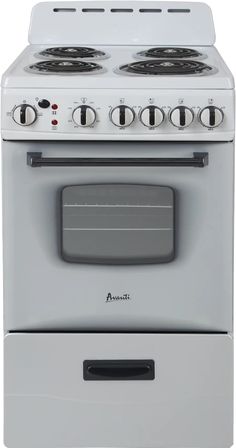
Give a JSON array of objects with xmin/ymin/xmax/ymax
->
[{"xmin": 2, "ymin": 45, "xmax": 233, "ymax": 89}]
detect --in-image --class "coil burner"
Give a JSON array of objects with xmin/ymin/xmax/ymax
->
[
  {"xmin": 118, "ymin": 59, "xmax": 213, "ymax": 76},
  {"xmin": 26, "ymin": 60, "xmax": 104, "ymax": 74},
  {"xmin": 136, "ymin": 47, "xmax": 203, "ymax": 59},
  {"xmin": 37, "ymin": 46, "xmax": 108, "ymax": 60}
]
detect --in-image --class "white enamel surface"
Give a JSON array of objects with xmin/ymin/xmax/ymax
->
[
  {"xmin": 72, "ymin": 105, "xmax": 96, "ymax": 127},
  {"xmin": 170, "ymin": 106, "xmax": 194, "ymax": 127},
  {"xmin": 2, "ymin": 88, "xmax": 234, "ymax": 140},
  {"xmin": 200, "ymin": 106, "xmax": 224, "ymax": 128},
  {"xmin": 140, "ymin": 106, "xmax": 164, "ymax": 127},
  {"xmin": 29, "ymin": 1, "xmax": 215, "ymax": 46}
]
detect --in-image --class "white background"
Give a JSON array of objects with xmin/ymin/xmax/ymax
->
[{"xmin": 0, "ymin": 0, "xmax": 235, "ymax": 446}]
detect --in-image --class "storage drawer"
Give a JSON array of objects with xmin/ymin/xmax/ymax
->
[{"xmin": 4, "ymin": 333, "xmax": 233, "ymax": 448}]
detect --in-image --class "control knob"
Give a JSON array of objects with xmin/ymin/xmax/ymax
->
[
  {"xmin": 72, "ymin": 105, "xmax": 96, "ymax": 127},
  {"xmin": 170, "ymin": 106, "xmax": 194, "ymax": 128},
  {"xmin": 199, "ymin": 106, "xmax": 224, "ymax": 128},
  {"xmin": 12, "ymin": 104, "xmax": 37, "ymax": 126},
  {"xmin": 140, "ymin": 106, "xmax": 164, "ymax": 128},
  {"xmin": 110, "ymin": 105, "xmax": 135, "ymax": 127}
]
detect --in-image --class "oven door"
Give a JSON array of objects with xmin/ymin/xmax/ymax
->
[{"xmin": 2, "ymin": 140, "xmax": 233, "ymax": 332}]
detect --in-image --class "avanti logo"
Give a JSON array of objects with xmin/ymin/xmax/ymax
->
[{"xmin": 106, "ymin": 292, "xmax": 131, "ymax": 302}]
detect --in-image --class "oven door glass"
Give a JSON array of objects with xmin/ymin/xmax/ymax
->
[
  {"xmin": 61, "ymin": 184, "xmax": 174, "ymax": 264},
  {"xmin": 2, "ymin": 140, "xmax": 233, "ymax": 333}
]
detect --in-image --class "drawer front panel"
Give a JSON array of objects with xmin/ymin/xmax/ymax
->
[{"xmin": 4, "ymin": 333, "xmax": 233, "ymax": 448}]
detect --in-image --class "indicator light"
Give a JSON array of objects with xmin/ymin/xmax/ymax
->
[
  {"xmin": 51, "ymin": 119, "xmax": 58, "ymax": 126},
  {"xmin": 51, "ymin": 104, "xmax": 58, "ymax": 110}
]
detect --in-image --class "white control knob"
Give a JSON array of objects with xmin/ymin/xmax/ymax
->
[
  {"xmin": 199, "ymin": 106, "xmax": 224, "ymax": 128},
  {"xmin": 110, "ymin": 105, "xmax": 135, "ymax": 127},
  {"xmin": 12, "ymin": 104, "xmax": 37, "ymax": 126},
  {"xmin": 170, "ymin": 106, "xmax": 194, "ymax": 128},
  {"xmin": 140, "ymin": 106, "xmax": 164, "ymax": 128},
  {"xmin": 73, "ymin": 105, "xmax": 96, "ymax": 127}
]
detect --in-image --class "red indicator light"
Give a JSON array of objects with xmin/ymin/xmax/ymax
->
[
  {"xmin": 51, "ymin": 104, "xmax": 58, "ymax": 110},
  {"xmin": 51, "ymin": 119, "xmax": 58, "ymax": 126}
]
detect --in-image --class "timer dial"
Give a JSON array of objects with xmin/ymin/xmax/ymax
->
[
  {"xmin": 110, "ymin": 105, "xmax": 135, "ymax": 127},
  {"xmin": 12, "ymin": 104, "xmax": 37, "ymax": 126},
  {"xmin": 170, "ymin": 106, "xmax": 194, "ymax": 128},
  {"xmin": 199, "ymin": 106, "xmax": 224, "ymax": 128},
  {"xmin": 140, "ymin": 106, "xmax": 164, "ymax": 128},
  {"xmin": 72, "ymin": 105, "xmax": 96, "ymax": 127}
]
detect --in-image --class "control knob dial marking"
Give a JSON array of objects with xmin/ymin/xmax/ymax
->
[
  {"xmin": 72, "ymin": 105, "xmax": 96, "ymax": 127},
  {"xmin": 140, "ymin": 106, "xmax": 164, "ymax": 128},
  {"xmin": 170, "ymin": 106, "xmax": 194, "ymax": 128},
  {"xmin": 110, "ymin": 105, "xmax": 135, "ymax": 127},
  {"xmin": 199, "ymin": 106, "xmax": 224, "ymax": 128},
  {"xmin": 12, "ymin": 104, "xmax": 37, "ymax": 126}
]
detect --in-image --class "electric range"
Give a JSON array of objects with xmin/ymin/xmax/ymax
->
[{"xmin": 2, "ymin": 2, "xmax": 234, "ymax": 448}]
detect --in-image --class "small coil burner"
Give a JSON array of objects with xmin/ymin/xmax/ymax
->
[
  {"xmin": 37, "ymin": 46, "xmax": 108, "ymax": 60},
  {"xmin": 118, "ymin": 60, "xmax": 213, "ymax": 76},
  {"xmin": 26, "ymin": 60, "xmax": 104, "ymax": 75},
  {"xmin": 136, "ymin": 47, "xmax": 203, "ymax": 59}
]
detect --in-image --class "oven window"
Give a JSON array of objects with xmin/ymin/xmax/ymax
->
[{"xmin": 61, "ymin": 184, "xmax": 175, "ymax": 264}]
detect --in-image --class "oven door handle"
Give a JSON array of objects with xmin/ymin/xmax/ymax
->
[{"xmin": 27, "ymin": 152, "xmax": 208, "ymax": 168}]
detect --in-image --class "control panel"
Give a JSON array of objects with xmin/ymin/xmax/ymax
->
[{"xmin": 2, "ymin": 89, "xmax": 234, "ymax": 140}]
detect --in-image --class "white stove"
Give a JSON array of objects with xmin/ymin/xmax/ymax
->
[{"xmin": 2, "ymin": 2, "xmax": 234, "ymax": 448}]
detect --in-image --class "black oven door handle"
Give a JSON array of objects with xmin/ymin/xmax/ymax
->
[{"xmin": 27, "ymin": 152, "xmax": 208, "ymax": 168}]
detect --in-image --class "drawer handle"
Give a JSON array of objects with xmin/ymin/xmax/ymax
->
[
  {"xmin": 83, "ymin": 359, "xmax": 155, "ymax": 381},
  {"xmin": 27, "ymin": 152, "xmax": 208, "ymax": 168}
]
